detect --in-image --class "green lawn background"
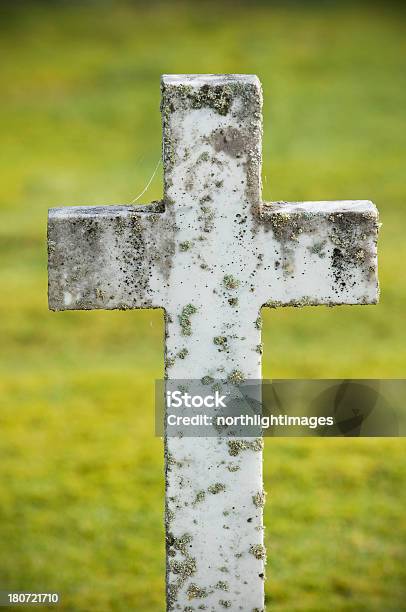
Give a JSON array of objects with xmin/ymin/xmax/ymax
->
[{"xmin": 0, "ymin": 2, "xmax": 405, "ymax": 610}]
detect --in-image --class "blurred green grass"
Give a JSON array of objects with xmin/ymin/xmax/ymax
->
[{"xmin": 0, "ymin": 2, "xmax": 405, "ymax": 610}]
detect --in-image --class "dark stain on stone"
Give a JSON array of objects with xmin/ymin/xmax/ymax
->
[{"xmin": 210, "ymin": 127, "xmax": 246, "ymax": 158}]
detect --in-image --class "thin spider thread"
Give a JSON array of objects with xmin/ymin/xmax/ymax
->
[{"xmin": 129, "ymin": 158, "xmax": 161, "ymax": 204}]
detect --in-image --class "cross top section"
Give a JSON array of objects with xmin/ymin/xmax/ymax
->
[{"xmin": 161, "ymin": 74, "xmax": 262, "ymax": 215}]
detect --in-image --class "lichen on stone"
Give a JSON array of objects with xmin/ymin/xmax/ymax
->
[
  {"xmin": 179, "ymin": 303, "xmax": 198, "ymax": 336},
  {"xmin": 165, "ymin": 451, "xmax": 182, "ymax": 470},
  {"xmin": 187, "ymin": 584, "xmax": 208, "ymax": 600},
  {"xmin": 262, "ymin": 206, "xmax": 311, "ymax": 243},
  {"xmin": 264, "ymin": 296, "xmax": 314, "ymax": 309},
  {"xmin": 208, "ymin": 482, "xmax": 226, "ymax": 494},
  {"xmin": 198, "ymin": 151, "xmax": 210, "ymax": 162},
  {"xmin": 199, "ymin": 205, "xmax": 215, "ymax": 233},
  {"xmin": 170, "ymin": 557, "xmax": 197, "ymax": 578},
  {"xmin": 167, "ymin": 583, "xmax": 178, "ymax": 609},
  {"xmin": 253, "ymin": 490, "xmax": 266, "ymax": 508},
  {"xmin": 249, "ymin": 544, "xmax": 266, "ymax": 560},
  {"xmin": 166, "ymin": 83, "xmax": 234, "ymax": 116},
  {"xmin": 214, "ymin": 336, "xmax": 228, "ymax": 351},
  {"xmin": 223, "ymin": 274, "xmax": 240, "ymax": 290},
  {"xmin": 227, "ymin": 438, "xmax": 263, "ymax": 456},
  {"xmin": 167, "ymin": 532, "xmax": 193, "ymax": 556},
  {"xmin": 215, "ymin": 581, "xmax": 229, "ymax": 591},
  {"xmin": 254, "ymin": 316, "xmax": 262, "ymax": 330},
  {"xmin": 194, "ymin": 490, "xmax": 206, "ymax": 504},
  {"xmin": 308, "ymin": 240, "xmax": 327, "ymax": 257},
  {"xmin": 179, "ymin": 241, "xmax": 192, "ymax": 251},
  {"xmin": 165, "ymin": 355, "xmax": 176, "ymax": 368},
  {"xmin": 227, "ymin": 370, "xmax": 244, "ymax": 385},
  {"xmin": 263, "ymin": 300, "xmax": 280, "ymax": 309}
]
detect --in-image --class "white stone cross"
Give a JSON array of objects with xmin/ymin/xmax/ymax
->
[{"xmin": 48, "ymin": 74, "xmax": 379, "ymax": 611}]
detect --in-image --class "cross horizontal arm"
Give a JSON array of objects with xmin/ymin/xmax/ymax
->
[
  {"xmin": 257, "ymin": 200, "xmax": 379, "ymax": 307},
  {"xmin": 48, "ymin": 203, "xmax": 173, "ymax": 311}
]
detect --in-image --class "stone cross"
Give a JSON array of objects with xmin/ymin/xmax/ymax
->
[{"xmin": 48, "ymin": 74, "xmax": 379, "ymax": 611}]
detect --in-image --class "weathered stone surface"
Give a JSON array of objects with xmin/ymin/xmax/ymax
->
[
  {"xmin": 48, "ymin": 74, "xmax": 379, "ymax": 611},
  {"xmin": 48, "ymin": 203, "xmax": 174, "ymax": 310},
  {"xmin": 260, "ymin": 200, "xmax": 379, "ymax": 306}
]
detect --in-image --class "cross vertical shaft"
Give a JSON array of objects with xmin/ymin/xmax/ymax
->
[{"xmin": 161, "ymin": 75, "xmax": 266, "ymax": 610}]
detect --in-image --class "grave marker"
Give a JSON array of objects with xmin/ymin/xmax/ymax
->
[{"xmin": 48, "ymin": 74, "xmax": 379, "ymax": 610}]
